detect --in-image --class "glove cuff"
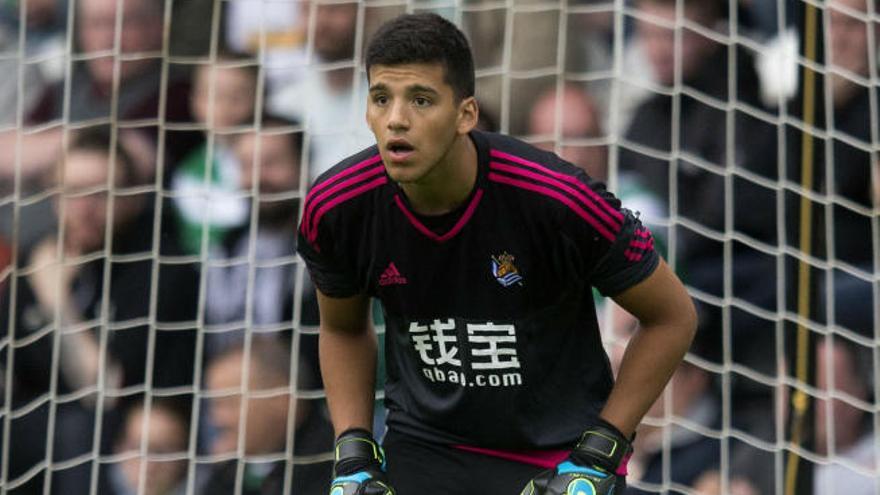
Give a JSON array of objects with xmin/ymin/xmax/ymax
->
[
  {"xmin": 570, "ymin": 419, "xmax": 633, "ymax": 473},
  {"xmin": 333, "ymin": 428, "xmax": 385, "ymax": 476}
]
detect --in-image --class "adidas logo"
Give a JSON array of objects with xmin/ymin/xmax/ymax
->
[{"xmin": 379, "ymin": 262, "xmax": 408, "ymax": 286}]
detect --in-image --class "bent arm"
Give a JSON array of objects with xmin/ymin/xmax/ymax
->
[
  {"xmin": 599, "ymin": 259, "xmax": 697, "ymax": 438},
  {"xmin": 316, "ymin": 290, "xmax": 378, "ymax": 436},
  {"xmin": 27, "ymin": 239, "xmax": 123, "ymax": 396},
  {"xmin": 0, "ymin": 128, "xmax": 64, "ymax": 182}
]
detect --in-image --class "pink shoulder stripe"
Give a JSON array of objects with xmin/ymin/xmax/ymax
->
[
  {"xmin": 302, "ymin": 164, "xmax": 385, "ymax": 236},
  {"xmin": 489, "ymin": 172, "xmax": 615, "ymax": 242},
  {"xmin": 490, "ymin": 149, "xmax": 623, "ymax": 224},
  {"xmin": 490, "ymin": 161, "xmax": 621, "ymax": 233},
  {"xmin": 393, "ymin": 189, "xmax": 484, "ymax": 243},
  {"xmin": 306, "ymin": 175, "xmax": 388, "ymax": 243},
  {"xmin": 305, "ymin": 153, "xmax": 382, "ymax": 202}
]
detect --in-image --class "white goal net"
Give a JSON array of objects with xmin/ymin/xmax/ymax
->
[{"xmin": 0, "ymin": 0, "xmax": 877, "ymax": 494}]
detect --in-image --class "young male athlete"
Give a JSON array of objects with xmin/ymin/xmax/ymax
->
[{"xmin": 297, "ymin": 13, "xmax": 697, "ymax": 495}]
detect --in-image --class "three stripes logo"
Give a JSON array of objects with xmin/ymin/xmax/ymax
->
[
  {"xmin": 379, "ymin": 262, "xmax": 408, "ymax": 286},
  {"xmin": 624, "ymin": 225, "xmax": 655, "ymax": 262}
]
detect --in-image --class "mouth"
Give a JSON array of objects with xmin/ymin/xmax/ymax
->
[{"xmin": 386, "ymin": 139, "xmax": 415, "ymax": 162}]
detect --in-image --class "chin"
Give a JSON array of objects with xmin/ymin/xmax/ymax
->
[
  {"xmin": 388, "ymin": 170, "xmax": 423, "ymax": 185},
  {"xmin": 384, "ymin": 163, "xmax": 425, "ymax": 185}
]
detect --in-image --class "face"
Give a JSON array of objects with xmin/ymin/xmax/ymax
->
[
  {"xmin": 814, "ymin": 340, "xmax": 869, "ymax": 455},
  {"xmin": 59, "ymin": 150, "xmax": 135, "ymax": 254},
  {"xmin": 192, "ymin": 66, "xmax": 258, "ymax": 130},
  {"xmin": 117, "ymin": 408, "xmax": 188, "ymax": 495},
  {"xmin": 235, "ymin": 131, "xmax": 301, "ymax": 222},
  {"xmin": 367, "ymin": 62, "xmax": 476, "ymax": 185},
  {"xmin": 206, "ymin": 354, "xmax": 292, "ymax": 455},
  {"xmin": 829, "ymin": 0, "xmax": 874, "ymax": 77},
  {"xmin": 636, "ymin": 2, "xmax": 718, "ymax": 85},
  {"xmin": 77, "ymin": 0, "xmax": 163, "ymax": 88},
  {"xmin": 311, "ymin": 2, "xmax": 358, "ymax": 62},
  {"xmin": 529, "ymin": 87, "xmax": 607, "ymax": 181}
]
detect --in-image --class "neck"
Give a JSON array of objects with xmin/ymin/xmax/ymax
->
[{"xmin": 400, "ymin": 133, "xmax": 478, "ymax": 216}]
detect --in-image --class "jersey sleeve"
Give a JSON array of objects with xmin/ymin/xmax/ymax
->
[
  {"xmin": 589, "ymin": 208, "xmax": 660, "ymax": 297},
  {"xmin": 549, "ymin": 166, "xmax": 659, "ymax": 297},
  {"xmin": 296, "ymin": 215, "xmax": 362, "ymax": 299}
]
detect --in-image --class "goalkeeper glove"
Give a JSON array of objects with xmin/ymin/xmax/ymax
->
[
  {"xmin": 520, "ymin": 420, "xmax": 632, "ymax": 495},
  {"xmin": 329, "ymin": 429, "xmax": 395, "ymax": 495}
]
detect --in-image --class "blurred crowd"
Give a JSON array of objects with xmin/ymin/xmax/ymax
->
[{"xmin": 0, "ymin": 0, "xmax": 876, "ymax": 494}]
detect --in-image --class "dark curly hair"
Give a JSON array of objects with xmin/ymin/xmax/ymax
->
[{"xmin": 365, "ymin": 13, "xmax": 475, "ymax": 101}]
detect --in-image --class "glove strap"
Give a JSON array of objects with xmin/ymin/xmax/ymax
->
[
  {"xmin": 333, "ymin": 429, "xmax": 385, "ymax": 476},
  {"xmin": 572, "ymin": 419, "xmax": 633, "ymax": 472}
]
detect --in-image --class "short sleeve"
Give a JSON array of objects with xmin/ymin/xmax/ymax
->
[
  {"xmin": 296, "ymin": 224, "xmax": 361, "ymax": 298},
  {"xmin": 590, "ymin": 208, "xmax": 660, "ymax": 297}
]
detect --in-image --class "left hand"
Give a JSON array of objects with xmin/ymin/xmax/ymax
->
[{"xmin": 520, "ymin": 420, "xmax": 631, "ymax": 495}]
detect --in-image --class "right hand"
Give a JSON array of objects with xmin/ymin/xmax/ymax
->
[
  {"xmin": 330, "ymin": 429, "xmax": 395, "ymax": 495},
  {"xmin": 519, "ymin": 420, "xmax": 631, "ymax": 495},
  {"xmin": 28, "ymin": 238, "xmax": 79, "ymax": 311}
]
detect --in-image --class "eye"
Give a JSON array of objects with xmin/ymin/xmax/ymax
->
[
  {"xmin": 413, "ymin": 96, "xmax": 431, "ymax": 107},
  {"xmin": 372, "ymin": 94, "xmax": 389, "ymax": 106}
]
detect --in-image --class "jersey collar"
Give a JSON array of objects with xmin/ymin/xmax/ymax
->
[{"xmin": 392, "ymin": 131, "xmax": 489, "ymax": 242}]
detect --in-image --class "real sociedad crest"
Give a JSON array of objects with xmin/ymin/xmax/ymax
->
[{"xmin": 491, "ymin": 252, "xmax": 523, "ymax": 287}]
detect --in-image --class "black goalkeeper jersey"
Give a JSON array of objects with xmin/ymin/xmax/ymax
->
[{"xmin": 297, "ymin": 130, "xmax": 659, "ymax": 450}]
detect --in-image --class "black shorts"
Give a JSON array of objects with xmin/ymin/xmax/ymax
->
[{"xmin": 382, "ymin": 429, "xmax": 546, "ymax": 495}]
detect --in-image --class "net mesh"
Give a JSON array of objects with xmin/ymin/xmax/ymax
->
[{"xmin": 0, "ymin": 0, "xmax": 877, "ymax": 494}]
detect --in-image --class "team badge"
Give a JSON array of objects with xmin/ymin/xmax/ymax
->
[{"xmin": 491, "ymin": 252, "xmax": 523, "ymax": 287}]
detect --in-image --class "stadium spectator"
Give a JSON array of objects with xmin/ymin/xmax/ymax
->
[
  {"xmin": 0, "ymin": 0, "xmax": 198, "ymax": 258},
  {"xmin": 202, "ymin": 115, "xmax": 314, "ymax": 359},
  {"xmin": 817, "ymin": 0, "xmax": 878, "ymax": 337},
  {"xmin": 0, "ymin": 0, "xmax": 196, "ymax": 181},
  {"xmin": 105, "ymin": 398, "xmax": 191, "ymax": 495},
  {"xmin": 224, "ymin": 0, "xmax": 305, "ymax": 92},
  {"xmin": 169, "ymin": 53, "xmax": 257, "ymax": 255},
  {"xmin": 266, "ymin": 0, "xmax": 373, "ymax": 181},
  {"xmin": 621, "ymin": 0, "xmax": 779, "ymax": 386},
  {"xmin": 527, "ymin": 83, "xmax": 608, "ymax": 182},
  {"xmin": 200, "ymin": 340, "xmax": 333, "ymax": 495},
  {"xmin": 699, "ymin": 338, "xmax": 880, "ymax": 495},
  {"xmin": 0, "ymin": 128, "xmax": 199, "ymax": 495},
  {"xmin": 462, "ymin": 0, "xmax": 609, "ymax": 134},
  {"xmin": 812, "ymin": 338, "xmax": 878, "ymax": 494},
  {"xmin": 619, "ymin": 0, "xmax": 783, "ymax": 490}
]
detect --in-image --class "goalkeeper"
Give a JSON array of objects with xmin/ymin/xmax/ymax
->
[{"xmin": 296, "ymin": 12, "xmax": 697, "ymax": 495}]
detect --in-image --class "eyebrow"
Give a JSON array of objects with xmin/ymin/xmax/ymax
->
[{"xmin": 368, "ymin": 83, "xmax": 440, "ymax": 96}]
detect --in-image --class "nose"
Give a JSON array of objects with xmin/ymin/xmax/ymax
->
[{"xmin": 387, "ymin": 100, "xmax": 410, "ymax": 132}]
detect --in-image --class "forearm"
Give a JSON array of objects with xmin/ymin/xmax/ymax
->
[
  {"xmin": 600, "ymin": 321, "xmax": 694, "ymax": 438},
  {"xmin": 320, "ymin": 325, "xmax": 379, "ymax": 436},
  {"xmin": 0, "ymin": 128, "xmax": 63, "ymax": 181},
  {"xmin": 57, "ymin": 310, "xmax": 122, "ymax": 392}
]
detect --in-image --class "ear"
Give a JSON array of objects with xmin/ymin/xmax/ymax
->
[{"xmin": 456, "ymin": 96, "xmax": 479, "ymax": 135}]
